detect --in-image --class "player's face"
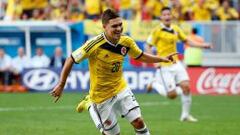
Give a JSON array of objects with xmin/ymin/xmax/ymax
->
[
  {"xmin": 161, "ymin": 10, "xmax": 172, "ymax": 26},
  {"xmin": 104, "ymin": 17, "xmax": 123, "ymax": 43}
]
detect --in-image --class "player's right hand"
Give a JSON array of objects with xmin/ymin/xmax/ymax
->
[
  {"xmin": 203, "ymin": 43, "xmax": 213, "ymax": 49},
  {"xmin": 50, "ymin": 83, "xmax": 64, "ymax": 103},
  {"xmin": 166, "ymin": 52, "xmax": 179, "ymax": 63}
]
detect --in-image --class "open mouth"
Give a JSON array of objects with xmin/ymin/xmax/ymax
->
[
  {"xmin": 166, "ymin": 19, "xmax": 171, "ymax": 22},
  {"xmin": 114, "ymin": 32, "xmax": 121, "ymax": 36}
]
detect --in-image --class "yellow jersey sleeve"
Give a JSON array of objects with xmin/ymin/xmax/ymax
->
[
  {"xmin": 126, "ymin": 37, "xmax": 143, "ymax": 59},
  {"xmin": 71, "ymin": 39, "xmax": 95, "ymax": 63},
  {"xmin": 71, "ymin": 44, "xmax": 89, "ymax": 63},
  {"xmin": 72, "ymin": 34, "xmax": 104, "ymax": 63},
  {"xmin": 146, "ymin": 28, "xmax": 158, "ymax": 47}
]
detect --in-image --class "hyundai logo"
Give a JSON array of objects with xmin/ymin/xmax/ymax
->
[{"xmin": 23, "ymin": 69, "xmax": 59, "ymax": 91}]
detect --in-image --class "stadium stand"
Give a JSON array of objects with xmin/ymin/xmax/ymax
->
[{"xmin": 0, "ymin": 0, "xmax": 239, "ymax": 21}]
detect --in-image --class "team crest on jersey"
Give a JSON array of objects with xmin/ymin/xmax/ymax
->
[{"xmin": 121, "ymin": 47, "xmax": 127, "ymax": 55}]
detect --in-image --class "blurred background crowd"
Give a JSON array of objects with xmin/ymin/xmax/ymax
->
[{"xmin": 0, "ymin": 0, "xmax": 239, "ymax": 22}]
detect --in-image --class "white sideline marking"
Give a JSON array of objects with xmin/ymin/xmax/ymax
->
[
  {"xmin": 0, "ymin": 106, "xmax": 72, "ymax": 112},
  {"xmin": 141, "ymin": 101, "xmax": 170, "ymax": 106},
  {"xmin": 0, "ymin": 101, "xmax": 170, "ymax": 112}
]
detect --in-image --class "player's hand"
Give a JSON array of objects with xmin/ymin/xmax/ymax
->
[
  {"xmin": 50, "ymin": 83, "xmax": 64, "ymax": 103},
  {"xmin": 203, "ymin": 43, "xmax": 213, "ymax": 49},
  {"xmin": 160, "ymin": 57, "xmax": 171, "ymax": 63},
  {"xmin": 166, "ymin": 52, "xmax": 179, "ymax": 63}
]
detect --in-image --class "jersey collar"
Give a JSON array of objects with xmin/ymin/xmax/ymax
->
[
  {"xmin": 160, "ymin": 23, "xmax": 173, "ymax": 31},
  {"xmin": 103, "ymin": 32, "xmax": 118, "ymax": 47}
]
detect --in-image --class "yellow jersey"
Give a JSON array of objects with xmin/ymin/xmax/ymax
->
[
  {"xmin": 147, "ymin": 23, "xmax": 187, "ymax": 66},
  {"xmin": 72, "ymin": 33, "xmax": 143, "ymax": 103}
]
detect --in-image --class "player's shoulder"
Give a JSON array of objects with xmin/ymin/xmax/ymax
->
[
  {"xmin": 120, "ymin": 34, "xmax": 135, "ymax": 45},
  {"xmin": 172, "ymin": 24, "xmax": 182, "ymax": 31},
  {"xmin": 85, "ymin": 33, "xmax": 104, "ymax": 45},
  {"xmin": 153, "ymin": 25, "xmax": 162, "ymax": 31},
  {"xmin": 83, "ymin": 33, "xmax": 105, "ymax": 52},
  {"xmin": 149, "ymin": 25, "xmax": 162, "ymax": 35},
  {"xmin": 121, "ymin": 34, "xmax": 132, "ymax": 40}
]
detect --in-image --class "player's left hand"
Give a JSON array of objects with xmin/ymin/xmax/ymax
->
[{"xmin": 50, "ymin": 83, "xmax": 64, "ymax": 103}]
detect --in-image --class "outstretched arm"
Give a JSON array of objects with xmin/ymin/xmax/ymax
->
[
  {"xmin": 186, "ymin": 37, "xmax": 213, "ymax": 49},
  {"xmin": 137, "ymin": 52, "xmax": 178, "ymax": 63},
  {"xmin": 50, "ymin": 57, "xmax": 74, "ymax": 102}
]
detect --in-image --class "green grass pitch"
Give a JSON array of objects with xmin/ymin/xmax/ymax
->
[{"xmin": 0, "ymin": 93, "xmax": 240, "ymax": 135}]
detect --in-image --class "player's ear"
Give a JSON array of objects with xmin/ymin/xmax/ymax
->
[{"xmin": 103, "ymin": 24, "xmax": 107, "ymax": 29}]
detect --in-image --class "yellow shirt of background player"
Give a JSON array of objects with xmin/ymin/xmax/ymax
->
[
  {"xmin": 72, "ymin": 33, "xmax": 143, "ymax": 103},
  {"xmin": 120, "ymin": 0, "xmax": 132, "ymax": 10},
  {"xmin": 191, "ymin": 2, "xmax": 211, "ymax": 21},
  {"xmin": 147, "ymin": 24, "xmax": 187, "ymax": 66},
  {"xmin": 20, "ymin": 0, "xmax": 48, "ymax": 10},
  {"xmin": 216, "ymin": 7, "xmax": 239, "ymax": 21},
  {"xmin": 145, "ymin": 0, "xmax": 169, "ymax": 19}
]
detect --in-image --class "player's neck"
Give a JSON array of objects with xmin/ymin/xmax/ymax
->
[
  {"xmin": 163, "ymin": 23, "xmax": 171, "ymax": 28},
  {"xmin": 104, "ymin": 32, "xmax": 119, "ymax": 45},
  {"xmin": 161, "ymin": 23, "xmax": 172, "ymax": 30}
]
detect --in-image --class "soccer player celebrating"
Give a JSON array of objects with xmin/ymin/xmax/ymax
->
[
  {"xmin": 51, "ymin": 9, "xmax": 177, "ymax": 135},
  {"xmin": 145, "ymin": 7, "xmax": 212, "ymax": 122}
]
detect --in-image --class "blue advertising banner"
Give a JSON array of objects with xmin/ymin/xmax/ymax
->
[
  {"xmin": 0, "ymin": 31, "xmax": 25, "ymax": 57},
  {"xmin": 31, "ymin": 31, "xmax": 67, "ymax": 57},
  {"xmin": 22, "ymin": 68, "xmax": 156, "ymax": 93}
]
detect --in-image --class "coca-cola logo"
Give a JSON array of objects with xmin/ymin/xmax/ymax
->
[{"xmin": 197, "ymin": 68, "xmax": 240, "ymax": 94}]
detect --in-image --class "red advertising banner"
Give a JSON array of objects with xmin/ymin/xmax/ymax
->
[{"xmin": 188, "ymin": 67, "xmax": 240, "ymax": 95}]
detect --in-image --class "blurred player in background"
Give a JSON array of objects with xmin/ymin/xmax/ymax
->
[
  {"xmin": 145, "ymin": 7, "xmax": 212, "ymax": 122},
  {"xmin": 51, "ymin": 9, "xmax": 177, "ymax": 135},
  {"xmin": 184, "ymin": 27, "xmax": 212, "ymax": 66}
]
